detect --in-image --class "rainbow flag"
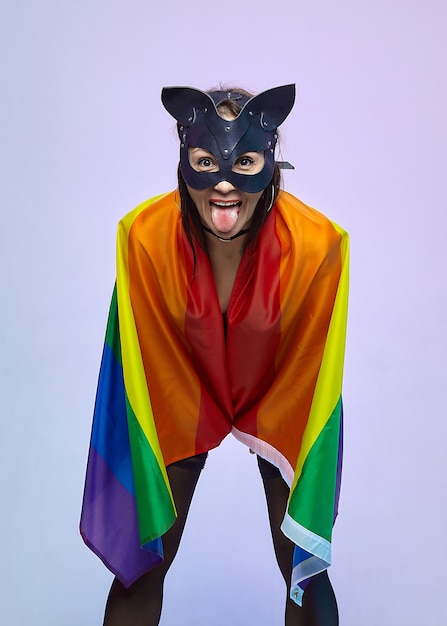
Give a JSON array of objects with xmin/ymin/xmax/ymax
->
[{"xmin": 80, "ymin": 191, "xmax": 349, "ymax": 603}]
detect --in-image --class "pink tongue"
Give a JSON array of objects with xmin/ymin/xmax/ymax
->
[{"xmin": 211, "ymin": 207, "xmax": 239, "ymax": 232}]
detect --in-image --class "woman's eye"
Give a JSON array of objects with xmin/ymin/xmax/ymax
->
[
  {"xmin": 236, "ymin": 157, "xmax": 254, "ymax": 168},
  {"xmin": 198, "ymin": 158, "xmax": 213, "ymax": 168},
  {"xmin": 196, "ymin": 157, "xmax": 219, "ymax": 171},
  {"xmin": 232, "ymin": 152, "xmax": 264, "ymax": 175},
  {"xmin": 188, "ymin": 148, "xmax": 219, "ymax": 172}
]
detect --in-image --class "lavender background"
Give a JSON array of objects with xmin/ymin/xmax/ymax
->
[{"xmin": 1, "ymin": 1, "xmax": 446, "ymax": 624}]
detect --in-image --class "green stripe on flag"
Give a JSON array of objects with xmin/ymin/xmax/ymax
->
[
  {"xmin": 105, "ymin": 285, "xmax": 122, "ymax": 365},
  {"xmin": 287, "ymin": 397, "xmax": 342, "ymax": 542},
  {"xmin": 125, "ymin": 395, "xmax": 176, "ymax": 544}
]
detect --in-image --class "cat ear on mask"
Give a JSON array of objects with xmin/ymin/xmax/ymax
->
[
  {"xmin": 243, "ymin": 84, "xmax": 296, "ymax": 131},
  {"xmin": 161, "ymin": 86, "xmax": 217, "ymax": 126}
]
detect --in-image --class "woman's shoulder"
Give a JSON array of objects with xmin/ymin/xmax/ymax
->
[
  {"xmin": 276, "ymin": 190, "xmax": 347, "ymax": 243},
  {"xmin": 118, "ymin": 190, "xmax": 179, "ymax": 239}
]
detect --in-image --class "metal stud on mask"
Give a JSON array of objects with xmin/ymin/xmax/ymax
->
[{"xmin": 161, "ymin": 84, "xmax": 296, "ymax": 193}]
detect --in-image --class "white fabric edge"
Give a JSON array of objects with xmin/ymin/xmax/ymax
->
[
  {"xmin": 231, "ymin": 426, "xmax": 294, "ymax": 487},
  {"xmin": 281, "ymin": 512, "xmax": 332, "ymax": 564}
]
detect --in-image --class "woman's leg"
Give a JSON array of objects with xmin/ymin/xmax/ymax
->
[
  {"xmin": 257, "ymin": 457, "xmax": 339, "ymax": 626},
  {"xmin": 103, "ymin": 454, "xmax": 207, "ymax": 626}
]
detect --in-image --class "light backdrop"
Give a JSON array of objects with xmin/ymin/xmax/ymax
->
[{"xmin": 1, "ymin": 1, "xmax": 446, "ymax": 624}]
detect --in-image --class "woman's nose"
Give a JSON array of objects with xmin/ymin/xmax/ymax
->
[{"xmin": 213, "ymin": 179, "xmax": 236, "ymax": 193}]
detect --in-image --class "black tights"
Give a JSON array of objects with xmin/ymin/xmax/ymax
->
[
  {"xmin": 257, "ymin": 457, "xmax": 339, "ymax": 626},
  {"xmin": 103, "ymin": 455, "xmax": 338, "ymax": 626}
]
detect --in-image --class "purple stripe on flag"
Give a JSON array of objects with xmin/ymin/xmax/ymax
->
[{"xmin": 80, "ymin": 446, "xmax": 163, "ymax": 587}]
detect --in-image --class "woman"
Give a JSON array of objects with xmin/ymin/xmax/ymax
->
[{"xmin": 81, "ymin": 84, "xmax": 349, "ymax": 625}]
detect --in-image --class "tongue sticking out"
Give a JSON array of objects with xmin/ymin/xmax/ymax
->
[{"xmin": 210, "ymin": 206, "xmax": 240, "ymax": 233}]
